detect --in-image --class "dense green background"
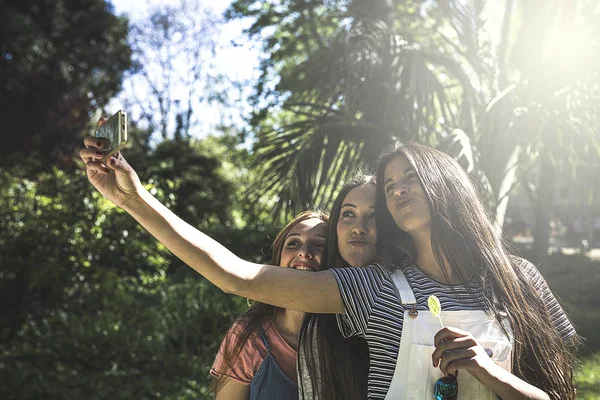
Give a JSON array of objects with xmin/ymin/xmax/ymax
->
[{"xmin": 1, "ymin": 0, "xmax": 599, "ymax": 398}]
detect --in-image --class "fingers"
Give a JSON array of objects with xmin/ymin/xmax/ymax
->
[
  {"xmin": 84, "ymin": 136, "xmax": 107, "ymax": 149},
  {"xmin": 432, "ymin": 327, "xmax": 491, "ymax": 376},
  {"xmin": 432, "ymin": 335, "xmax": 477, "ymax": 367},
  {"xmin": 79, "ymin": 147, "xmax": 106, "ymax": 163},
  {"xmin": 105, "ymin": 154, "xmax": 130, "ymax": 174},
  {"xmin": 83, "ymin": 117, "xmax": 108, "ymax": 150},
  {"xmin": 437, "ymin": 348, "xmax": 477, "ymax": 375},
  {"xmin": 444, "ymin": 358, "xmax": 474, "ymax": 376},
  {"xmin": 434, "ymin": 326, "xmax": 469, "ymax": 347},
  {"xmin": 85, "ymin": 160, "xmax": 110, "ymax": 175}
]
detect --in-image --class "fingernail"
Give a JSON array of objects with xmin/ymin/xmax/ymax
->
[
  {"xmin": 97, "ymin": 140, "xmax": 103, "ymax": 147},
  {"xmin": 110, "ymin": 157, "xmax": 117, "ymax": 165}
]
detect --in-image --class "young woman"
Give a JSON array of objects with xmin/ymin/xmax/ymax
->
[
  {"xmin": 212, "ymin": 176, "xmax": 376, "ymax": 400},
  {"xmin": 298, "ymin": 175, "xmax": 377, "ymax": 400},
  {"xmin": 210, "ymin": 211, "xmax": 328, "ymax": 399},
  {"xmin": 80, "ymin": 137, "xmax": 578, "ymax": 399},
  {"xmin": 337, "ymin": 144, "xmax": 579, "ymax": 399}
]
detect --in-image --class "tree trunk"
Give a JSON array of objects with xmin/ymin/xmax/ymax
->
[
  {"xmin": 532, "ymin": 152, "xmax": 555, "ymax": 261},
  {"xmin": 493, "ymin": 146, "xmax": 520, "ymax": 235}
]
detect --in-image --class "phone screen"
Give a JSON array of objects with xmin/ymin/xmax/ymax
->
[{"xmin": 95, "ymin": 111, "xmax": 127, "ymax": 158}]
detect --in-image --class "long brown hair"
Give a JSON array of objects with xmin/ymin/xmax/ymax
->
[
  {"xmin": 375, "ymin": 142, "xmax": 579, "ymax": 400},
  {"xmin": 298, "ymin": 174, "xmax": 375, "ymax": 400},
  {"xmin": 209, "ymin": 210, "xmax": 329, "ymax": 394}
]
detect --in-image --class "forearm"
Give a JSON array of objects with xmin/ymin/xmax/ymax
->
[
  {"xmin": 123, "ymin": 188, "xmax": 258, "ymax": 293},
  {"xmin": 120, "ymin": 188, "xmax": 344, "ymax": 314},
  {"xmin": 476, "ymin": 364, "xmax": 550, "ymax": 400}
]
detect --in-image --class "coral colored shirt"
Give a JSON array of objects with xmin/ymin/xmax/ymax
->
[{"xmin": 210, "ymin": 321, "xmax": 298, "ymax": 385}]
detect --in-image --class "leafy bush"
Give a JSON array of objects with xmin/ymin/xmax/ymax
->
[
  {"xmin": 0, "ymin": 144, "xmax": 272, "ymax": 398},
  {"xmin": 534, "ymin": 253, "xmax": 600, "ymax": 352},
  {"xmin": 575, "ymin": 353, "xmax": 600, "ymax": 399}
]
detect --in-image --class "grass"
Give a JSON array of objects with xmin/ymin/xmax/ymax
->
[{"xmin": 577, "ymin": 353, "xmax": 600, "ymax": 399}]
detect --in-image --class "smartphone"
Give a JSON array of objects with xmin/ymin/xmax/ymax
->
[{"xmin": 95, "ymin": 110, "xmax": 127, "ymax": 161}]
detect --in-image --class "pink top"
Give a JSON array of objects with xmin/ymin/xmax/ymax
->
[{"xmin": 210, "ymin": 321, "xmax": 297, "ymax": 385}]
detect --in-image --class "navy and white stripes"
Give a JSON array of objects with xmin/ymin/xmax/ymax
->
[{"xmin": 330, "ymin": 263, "xmax": 575, "ymax": 399}]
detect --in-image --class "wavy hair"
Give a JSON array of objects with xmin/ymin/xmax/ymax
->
[{"xmin": 374, "ymin": 142, "xmax": 579, "ymax": 400}]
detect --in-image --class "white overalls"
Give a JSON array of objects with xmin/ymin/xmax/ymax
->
[{"xmin": 384, "ymin": 270, "xmax": 514, "ymax": 400}]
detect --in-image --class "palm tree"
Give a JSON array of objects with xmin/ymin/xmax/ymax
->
[
  {"xmin": 241, "ymin": 0, "xmax": 467, "ymax": 222},
  {"xmin": 469, "ymin": 0, "xmax": 600, "ymax": 258},
  {"xmin": 235, "ymin": 0, "xmax": 600, "ymax": 254}
]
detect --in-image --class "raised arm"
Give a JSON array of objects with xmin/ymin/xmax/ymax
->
[
  {"xmin": 123, "ymin": 181, "xmax": 343, "ymax": 313},
  {"xmin": 80, "ymin": 136, "xmax": 343, "ymax": 314}
]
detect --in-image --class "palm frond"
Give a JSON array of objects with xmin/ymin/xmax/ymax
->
[{"xmin": 250, "ymin": 10, "xmax": 481, "ymax": 221}]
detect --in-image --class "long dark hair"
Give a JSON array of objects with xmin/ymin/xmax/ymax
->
[
  {"xmin": 298, "ymin": 174, "xmax": 375, "ymax": 400},
  {"xmin": 375, "ymin": 142, "xmax": 579, "ymax": 400},
  {"xmin": 209, "ymin": 210, "xmax": 329, "ymax": 394}
]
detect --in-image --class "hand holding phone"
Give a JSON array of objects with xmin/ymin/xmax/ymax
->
[{"xmin": 81, "ymin": 110, "xmax": 142, "ymax": 208}]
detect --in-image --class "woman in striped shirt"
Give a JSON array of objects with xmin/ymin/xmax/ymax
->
[
  {"xmin": 298, "ymin": 174, "xmax": 377, "ymax": 400},
  {"xmin": 81, "ymin": 138, "xmax": 578, "ymax": 399}
]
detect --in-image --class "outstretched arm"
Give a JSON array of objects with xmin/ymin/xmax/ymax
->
[
  {"xmin": 80, "ymin": 135, "xmax": 343, "ymax": 314},
  {"xmin": 123, "ymin": 183, "xmax": 343, "ymax": 313}
]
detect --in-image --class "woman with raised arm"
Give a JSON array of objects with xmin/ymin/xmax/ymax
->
[
  {"xmin": 209, "ymin": 210, "xmax": 328, "ymax": 400},
  {"xmin": 81, "ymin": 133, "xmax": 578, "ymax": 399}
]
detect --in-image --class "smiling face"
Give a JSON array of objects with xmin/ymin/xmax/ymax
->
[
  {"xmin": 279, "ymin": 217, "xmax": 328, "ymax": 272},
  {"xmin": 383, "ymin": 155, "xmax": 431, "ymax": 234},
  {"xmin": 336, "ymin": 184, "xmax": 378, "ymax": 267}
]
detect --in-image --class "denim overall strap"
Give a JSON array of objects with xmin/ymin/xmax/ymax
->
[
  {"xmin": 258, "ymin": 326, "xmax": 271, "ymax": 353},
  {"xmin": 249, "ymin": 325, "xmax": 298, "ymax": 400}
]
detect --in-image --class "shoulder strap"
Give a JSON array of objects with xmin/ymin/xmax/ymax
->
[
  {"xmin": 257, "ymin": 325, "xmax": 271, "ymax": 354},
  {"xmin": 390, "ymin": 269, "xmax": 417, "ymax": 305}
]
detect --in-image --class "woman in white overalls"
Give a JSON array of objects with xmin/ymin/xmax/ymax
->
[
  {"xmin": 81, "ymin": 138, "xmax": 578, "ymax": 399},
  {"xmin": 366, "ymin": 143, "xmax": 579, "ymax": 399}
]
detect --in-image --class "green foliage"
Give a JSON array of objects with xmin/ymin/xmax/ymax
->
[
  {"xmin": 229, "ymin": 0, "xmax": 600, "ymax": 239},
  {"xmin": 0, "ymin": 167, "xmax": 166, "ymax": 340},
  {"xmin": 1, "ymin": 271, "xmax": 245, "ymax": 399},
  {"xmin": 145, "ymin": 138, "xmax": 236, "ymax": 228},
  {"xmin": 576, "ymin": 353, "xmax": 600, "ymax": 399},
  {"xmin": 531, "ymin": 254, "xmax": 600, "ymax": 396},
  {"xmin": 0, "ymin": 0, "xmax": 132, "ymax": 171},
  {"xmin": 227, "ymin": 0, "xmax": 349, "ymax": 107},
  {"xmin": 536, "ymin": 253, "xmax": 600, "ymax": 352},
  {"xmin": 227, "ymin": 0, "xmax": 493, "ymax": 222},
  {"xmin": 4, "ymin": 1, "xmax": 598, "ymax": 398},
  {"xmin": 0, "ymin": 133, "xmax": 276, "ymax": 398}
]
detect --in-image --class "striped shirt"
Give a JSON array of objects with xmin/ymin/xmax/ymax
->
[{"xmin": 330, "ymin": 261, "xmax": 575, "ymax": 399}]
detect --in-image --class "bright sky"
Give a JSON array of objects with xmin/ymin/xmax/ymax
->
[{"xmin": 107, "ymin": 0, "xmax": 260, "ymax": 139}]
